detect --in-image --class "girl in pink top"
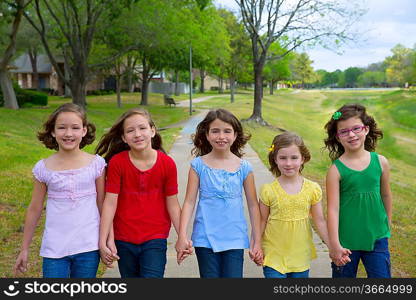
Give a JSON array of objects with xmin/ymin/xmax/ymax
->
[{"xmin": 14, "ymin": 103, "xmax": 106, "ymax": 278}]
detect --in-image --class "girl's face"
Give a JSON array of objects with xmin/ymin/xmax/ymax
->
[
  {"xmin": 52, "ymin": 112, "xmax": 86, "ymax": 151},
  {"xmin": 122, "ymin": 114, "xmax": 155, "ymax": 152},
  {"xmin": 336, "ymin": 116, "xmax": 369, "ymax": 152},
  {"xmin": 275, "ymin": 144, "xmax": 304, "ymax": 178},
  {"xmin": 206, "ymin": 118, "xmax": 236, "ymax": 152}
]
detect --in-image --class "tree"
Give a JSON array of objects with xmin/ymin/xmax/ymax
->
[
  {"xmin": 344, "ymin": 67, "xmax": 362, "ymax": 88},
  {"xmin": 290, "ymin": 52, "xmax": 314, "ymax": 88},
  {"xmin": 23, "ymin": 0, "xmax": 128, "ymax": 108},
  {"xmin": 236, "ymin": 0, "xmax": 363, "ymax": 125},
  {"xmin": 16, "ymin": 17, "xmax": 44, "ymax": 91},
  {"xmin": 385, "ymin": 44, "xmax": 414, "ymax": 87},
  {"xmin": 263, "ymin": 42, "xmax": 292, "ymax": 94},
  {"xmin": 218, "ymin": 8, "xmax": 251, "ymax": 102},
  {"xmin": 0, "ymin": 0, "xmax": 29, "ymax": 109},
  {"xmin": 357, "ymin": 71, "xmax": 385, "ymax": 87}
]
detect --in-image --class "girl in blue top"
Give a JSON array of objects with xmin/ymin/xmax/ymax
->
[{"xmin": 175, "ymin": 109, "xmax": 263, "ymax": 278}]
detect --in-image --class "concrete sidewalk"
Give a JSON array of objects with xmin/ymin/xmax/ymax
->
[{"xmin": 103, "ymin": 109, "xmax": 331, "ymax": 278}]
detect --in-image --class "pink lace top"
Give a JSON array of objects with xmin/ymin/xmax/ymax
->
[{"xmin": 32, "ymin": 154, "xmax": 106, "ymax": 258}]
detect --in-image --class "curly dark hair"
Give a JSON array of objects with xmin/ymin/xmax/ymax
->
[
  {"xmin": 324, "ymin": 103, "xmax": 383, "ymax": 161},
  {"xmin": 268, "ymin": 131, "xmax": 311, "ymax": 177},
  {"xmin": 95, "ymin": 108, "xmax": 165, "ymax": 163},
  {"xmin": 37, "ymin": 103, "xmax": 96, "ymax": 150},
  {"xmin": 191, "ymin": 109, "xmax": 251, "ymax": 158}
]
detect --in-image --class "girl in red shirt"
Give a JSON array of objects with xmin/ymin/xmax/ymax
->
[{"xmin": 96, "ymin": 108, "xmax": 191, "ymax": 278}]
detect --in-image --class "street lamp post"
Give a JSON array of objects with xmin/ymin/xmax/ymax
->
[{"xmin": 189, "ymin": 45, "xmax": 192, "ymax": 116}]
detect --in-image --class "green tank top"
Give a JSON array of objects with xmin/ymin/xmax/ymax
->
[{"xmin": 334, "ymin": 152, "xmax": 390, "ymax": 251}]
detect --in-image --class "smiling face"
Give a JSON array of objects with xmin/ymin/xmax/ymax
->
[
  {"xmin": 274, "ymin": 144, "xmax": 305, "ymax": 178},
  {"xmin": 336, "ymin": 116, "xmax": 369, "ymax": 153},
  {"xmin": 122, "ymin": 113, "xmax": 155, "ymax": 152},
  {"xmin": 52, "ymin": 112, "xmax": 86, "ymax": 151},
  {"xmin": 206, "ymin": 118, "xmax": 237, "ymax": 152}
]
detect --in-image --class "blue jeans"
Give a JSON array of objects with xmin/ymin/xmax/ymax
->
[
  {"xmin": 263, "ymin": 266, "xmax": 309, "ymax": 278},
  {"xmin": 195, "ymin": 247, "xmax": 244, "ymax": 278},
  {"xmin": 115, "ymin": 239, "xmax": 167, "ymax": 278},
  {"xmin": 42, "ymin": 250, "xmax": 99, "ymax": 278},
  {"xmin": 332, "ymin": 238, "xmax": 391, "ymax": 278}
]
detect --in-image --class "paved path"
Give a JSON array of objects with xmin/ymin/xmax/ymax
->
[{"xmin": 103, "ymin": 103, "xmax": 332, "ymax": 278}]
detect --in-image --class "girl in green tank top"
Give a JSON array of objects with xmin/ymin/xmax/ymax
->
[{"xmin": 324, "ymin": 104, "xmax": 392, "ymax": 278}]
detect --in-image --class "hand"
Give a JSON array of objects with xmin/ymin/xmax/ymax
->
[
  {"xmin": 175, "ymin": 238, "xmax": 193, "ymax": 265},
  {"xmin": 330, "ymin": 246, "xmax": 351, "ymax": 266},
  {"xmin": 14, "ymin": 250, "xmax": 29, "ymax": 275},
  {"xmin": 99, "ymin": 242, "xmax": 119, "ymax": 267},
  {"xmin": 249, "ymin": 241, "xmax": 263, "ymax": 266}
]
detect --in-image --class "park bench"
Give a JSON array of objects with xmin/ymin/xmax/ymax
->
[{"xmin": 163, "ymin": 94, "xmax": 177, "ymax": 107}]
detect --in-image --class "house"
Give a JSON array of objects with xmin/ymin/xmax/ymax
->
[{"xmin": 10, "ymin": 54, "xmax": 107, "ymax": 95}]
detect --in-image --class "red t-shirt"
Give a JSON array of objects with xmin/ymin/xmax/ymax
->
[{"xmin": 105, "ymin": 150, "xmax": 178, "ymax": 244}]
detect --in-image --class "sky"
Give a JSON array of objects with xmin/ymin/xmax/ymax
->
[{"xmin": 214, "ymin": 0, "xmax": 416, "ymax": 71}]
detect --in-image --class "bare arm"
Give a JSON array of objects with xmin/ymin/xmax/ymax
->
[
  {"xmin": 95, "ymin": 170, "xmax": 106, "ymax": 214},
  {"xmin": 259, "ymin": 201, "xmax": 270, "ymax": 238},
  {"xmin": 244, "ymin": 173, "xmax": 263, "ymax": 262},
  {"xmin": 175, "ymin": 167, "xmax": 199, "ymax": 264},
  {"xmin": 379, "ymin": 155, "xmax": 393, "ymax": 226},
  {"xmin": 166, "ymin": 194, "xmax": 181, "ymax": 235},
  {"xmin": 99, "ymin": 192, "xmax": 119, "ymax": 264},
  {"xmin": 310, "ymin": 201, "xmax": 329, "ymax": 247},
  {"xmin": 326, "ymin": 165, "xmax": 341, "ymax": 251},
  {"xmin": 14, "ymin": 178, "xmax": 47, "ymax": 275},
  {"xmin": 326, "ymin": 165, "xmax": 352, "ymax": 265}
]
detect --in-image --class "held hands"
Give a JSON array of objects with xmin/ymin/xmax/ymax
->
[
  {"xmin": 249, "ymin": 239, "xmax": 264, "ymax": 266},
  {"xmin": 14, "ymin": 250, "xmax": 29, "ymax": 276},
  {"xmin": 329, "ymin": 246, "xmax": 352, "ymax": 266},
  {"xmin": 99, "ymin": 239, "xmax": 120, "ymax": 268},
  {"xmin": 175, "ymin": 237, "xmax": 194, "ymax": 265}
]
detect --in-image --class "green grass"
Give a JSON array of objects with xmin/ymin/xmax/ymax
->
[
  {"xmin": 194, "ymin": 88, "xmax": 416, "ymax": 278},
  {"xmin": 0, "ymin": 92, "xmax": 188, "ymax": 278}
]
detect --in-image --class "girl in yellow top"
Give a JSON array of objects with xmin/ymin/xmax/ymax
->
[{"xmin": 258, "ymin": 132, "xmax": 334, "ymax": 278}]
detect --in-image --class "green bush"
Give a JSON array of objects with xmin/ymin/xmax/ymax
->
[{"xmin": 0, "ymin": 83, "xmax": 48, "ymax": 107}]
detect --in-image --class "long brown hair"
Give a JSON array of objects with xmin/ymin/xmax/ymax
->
[
  {"xmin": 268, "ymin": 131, "xmax": 311, "ymax": 177},
  {"xmin": 96, "ymin": 108, "xmax": 164, "ymax": 162},
  {"xmin": 37, "ymin": 103, "xmax": 96, "ymax": 150},
  {"xmin": 191, "ymin": 109, "xmax": 250, "ymax": 158},
  {"xmin": 324, "ymin": 103, "xmax": 383, "ymax": 161}
]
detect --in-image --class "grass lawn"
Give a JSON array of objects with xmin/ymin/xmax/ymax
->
[
  {"xmin": 0, "ymin": 92, "xmax": 190, "ymax": 277},
  {"xmin": 193, "ymin": 88, "xmax": 416, "ymax": 278}
]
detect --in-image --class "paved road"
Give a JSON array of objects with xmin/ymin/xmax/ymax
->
[{"xmin": 103, "ymin": 103, "xmax": 331, "ymax": 278}]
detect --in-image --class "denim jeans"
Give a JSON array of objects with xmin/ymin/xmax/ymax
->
[
  {"xmin": 332, "ymin": 238, "xmax": 391, "ymax": 278},
  {"xmin": 42, "ymin": 250, "xmax": 99, "ymax": 278},
  {"xmin": 195, "ymin": 247, "xmax": 244, "ymax": 278},
  {"xmin": 115, "ymin": 239, "xmax": 167, "ymax": 278},
  {"xmin": 263, "ymin": 266, "xmax": 309, "ymax": 278}
]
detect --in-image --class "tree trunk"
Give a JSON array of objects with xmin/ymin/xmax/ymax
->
[
  {"xmin": 219, "ymin": 77, "xmax": 223, "ymax": 94},
  {"xmin": 269, "ymin": 80, "xmax": 274, "ymax": 95},
  {"xmin": 245, "ymin": 63, "xmax": 267, "ymax": 125},
  {"xmin": 116, "ymin": 75, "xmax": 122, "ymax": 108},
  {"xmin": 174, "ymin": 70, "xmax": 180, "ymax": 96},
  {"xmin": 140, "ymin": 58, "xmax": 149, "ymax": 105},
  {"xmin": 0, "ymin": 70, "xmax": 19, "ymax": 109},
  {"xmin": 199, "ymin": 69, "xmax": 205, "ymax": 93},
  {"xmin": 230, "ymin": 76, "xmax": 235, "ymax": 103},
  {"xmin": 140, "ymin": 79, "xmax": 149, "ymax": 106},
  {"xmin": 28, "ymin": 50, "xmax": 40, "ymax": 91},
  {"xmin": 70, "ymin": 79, "xmax": 87, "ymax": 108}
]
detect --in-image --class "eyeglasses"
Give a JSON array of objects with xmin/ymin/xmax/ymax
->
[{"xmin": 337, "ymin": 125, "xmax": 367, "ymax": 137}]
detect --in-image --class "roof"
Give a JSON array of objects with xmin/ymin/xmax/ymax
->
[{"xmin": 10, "ymin": 54, "xmax": 56, "ymax": 74}]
